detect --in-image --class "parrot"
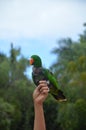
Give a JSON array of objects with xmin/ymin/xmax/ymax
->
[{"xmin": 29, "ymin": 55, "xmax": 67, "ymax": 102}]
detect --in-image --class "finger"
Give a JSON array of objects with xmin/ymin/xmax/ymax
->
[
  {"xmin": 36, "ymin": 84, "xmax": 42, "ymax": 91},
  {"xmin": 37, "ymin": 81, "xmax": 49, "ymax": 93},
  {"xmin": 40, "ymin": 86, "xmax": 49, "ymax": 92},
  {"xmin": 37, "ymin": 83, "xmax": 47, "ymax": 91},
  {"xmin": 41, "ymin": 89, "xmax": 49, "ymax": 94},
  {"xmin": 38, "ymin": 82, "xmax": 47, "ymax": 89},
  {"xmin": 39, "ymin": 80, "xmax": 47, "ymax": 84}
]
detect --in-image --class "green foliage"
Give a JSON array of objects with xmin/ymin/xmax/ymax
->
[
  {"xmin": 58, "ymin": 103, "xmax": 78, "ymax": 130},
  {"xmin": 75, "ymin": 99, "xmax": 86, "ymax": 130},
  {"xmin": 0, "ymin": 44, "xmax": 34, "ymax": 130},
  {"xmin": 44, "ymin": 97, "xmax": 59, "ymax": 130},
  {"xmin": 0, "ymin": 98, "xmax": 15, "ymax": 130}
]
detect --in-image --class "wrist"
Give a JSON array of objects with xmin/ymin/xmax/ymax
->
[
  {"xmin": 34, "ymin": 100, "xmax": 43, "ymax": 107},
  {"xmin": 33, "ymin": 98, "xmax": 44, "ymax": 105}
]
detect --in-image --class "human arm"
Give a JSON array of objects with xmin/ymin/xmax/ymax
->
[{"xmin": 33, "ymin": 80, "xmax": 49, "ymax": 130}]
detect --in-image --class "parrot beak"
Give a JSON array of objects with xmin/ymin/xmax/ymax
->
[{"xmin": 29, "ymin": 58, "xmax": 34, "ymax": 65}]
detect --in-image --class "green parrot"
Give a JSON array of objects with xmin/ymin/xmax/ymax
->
[{"xmin": 29, "ymin": 55, "xmax": 67, "ymax": 102}]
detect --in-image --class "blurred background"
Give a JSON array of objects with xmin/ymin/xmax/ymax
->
[{"xmin": 0, "ymin": 0, "xmax": 86, "ymax": 130}]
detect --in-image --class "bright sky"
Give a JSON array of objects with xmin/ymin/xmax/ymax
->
[{"xmin": 0, "ymin": 0, "xmax": 86, "ymax": 77}]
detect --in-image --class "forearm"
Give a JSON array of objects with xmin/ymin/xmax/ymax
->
[{"xmin": 34, "ymin": 103, "xmax": 46, "ymax": 130}]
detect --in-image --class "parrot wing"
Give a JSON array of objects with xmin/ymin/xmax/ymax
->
[
  {"xmin": 43, "ymin": 68, "xmax": 67, "ymax": 102},
  {"xmin": 32, "ymin": 67, "xmax": 67, "ymax": 102}
]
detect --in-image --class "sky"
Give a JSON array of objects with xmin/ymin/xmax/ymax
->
[{"xmin": 0, "ymin": 0, "xmax": 86, "ymax": 77}]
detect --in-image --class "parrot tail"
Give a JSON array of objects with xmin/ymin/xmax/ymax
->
[{"xmin": 52, "ymin": 90, "xmax": 67, "ymax": 102}]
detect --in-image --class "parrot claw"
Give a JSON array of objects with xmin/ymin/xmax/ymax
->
[{"xmin": 46, "ymin": 80, "xmax": 50, "ymax": 85}]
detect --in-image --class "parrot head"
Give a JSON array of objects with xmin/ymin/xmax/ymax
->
[{"xmin": 29, "ymin": 55, "xmax": 42, "ymax": 67}]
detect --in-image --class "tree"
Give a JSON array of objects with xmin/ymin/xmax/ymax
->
[
  {"xmin": 0, "ymin": 43, "xmax": 34, "ymax": 130},
  {"xmin": 0, "ymin": 98, "xmax": 16, "ymax": 130},
  {"xmin": 75, "ymin": 99, "xmax": 86, "ymax": 130}
]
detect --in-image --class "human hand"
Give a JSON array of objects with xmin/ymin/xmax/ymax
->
[{"xmin": 33, "ymin": 80, "xmax": 49, "ymax": 105}]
